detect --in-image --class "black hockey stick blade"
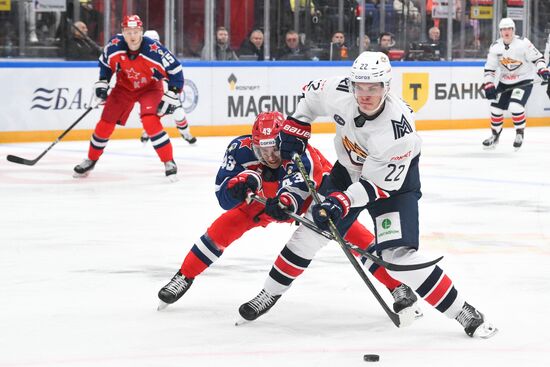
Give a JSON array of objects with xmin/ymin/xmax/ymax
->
[
  {"xmin": 6, "ymin": 107, "xmax": 94, "ymax": 166},
  {"xmin": 6, "ymin": 154, "xmax": 39, "ymax": 166}
]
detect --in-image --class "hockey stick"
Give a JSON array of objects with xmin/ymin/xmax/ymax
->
[
  {"xmin": 291, "ymin": 153, "xmax": 401, "ymax": 327},
  {"xmin": 495, "ymin": 79, "xmax": 543, "ymax": 97},
  {"xmin": 248, "ymin": 193, "xmax": 441, "ymax": 271},
  {"xmin": 6, "ymin": 107, "xmax": 94, "ymax": 166}
]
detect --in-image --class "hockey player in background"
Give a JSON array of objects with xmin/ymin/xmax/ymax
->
[
  {"xmin": 74, "ymin": 15, "xmax": 184, "ymax": 180},
  {"xmin": 248, "ymin": 51, "xmax": 498, "ymax": 338},
  {"xmin": 139, "ymin": 30, "xmax": 197, "ymax": 145},
  {"xmin": 157, "ymin": 111, "xmax": 421, "ymax": 320},
  {"xmin": 482, "ymin": 17, "xmax": 549, "ymax": 150}
]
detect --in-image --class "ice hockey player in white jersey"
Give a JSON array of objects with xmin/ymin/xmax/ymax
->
[
  {"xmin": 482, "ymin": 18, "xmax": 549, "ymax": 150},
  {"xmin": 139, "ymin": 30, "xmax": 197, "ymax": 145},
  {"xmin": 241, "ymin": 51, "xmax": 498, "ymax": 338}
]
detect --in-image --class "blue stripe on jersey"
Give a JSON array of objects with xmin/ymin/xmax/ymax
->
[
  {"xmin": 435, "ymin": 286, "xmax": 458, "ymax": 312},
  {"xmin": 416, "ymin": 266, "xmax": 443, "ymax": 298}
]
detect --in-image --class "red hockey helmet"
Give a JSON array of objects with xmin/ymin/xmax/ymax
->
[
  {"xmin": 121, "ymin": 15, "xmax": 143, "ymax": 29},
  {"xmin": 252, "ymin": 111, "xmax": 284, "ymax": 168}
]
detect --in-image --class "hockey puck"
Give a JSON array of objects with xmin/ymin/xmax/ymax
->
[{"xmin": 363, "ymin": 354, "xmax": 380, "ymax": 362}]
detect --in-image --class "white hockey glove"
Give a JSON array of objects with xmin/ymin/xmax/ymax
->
[
  {"xmin": 93, "ymin": 80, "xmax": 109, "ymax": 105},
  {"xmin": 157, "ymin": 90, "xmax": 181, "ymax": 116}
]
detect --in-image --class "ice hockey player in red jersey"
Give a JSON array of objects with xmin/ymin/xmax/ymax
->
[
  {"xmin": 157, "ymin": 111, "xmax": 421, "ymax": 318},
  {"xmin": 73, "ymin": 15, "xmax": 184, "ymax": 180}
]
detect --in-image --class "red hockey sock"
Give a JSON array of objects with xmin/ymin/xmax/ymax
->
[
  {"xmin": 88, "ymin": 119, "xmax": 116, "ymax": 161},
  {"xmin": 142, "ymin": 114, "xmax": 173, "ymax": 162}
]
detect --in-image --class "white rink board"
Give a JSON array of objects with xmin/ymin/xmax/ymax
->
[{"xmin": 1, "ymin": 61, "xmax": 549, "ymax": 132}]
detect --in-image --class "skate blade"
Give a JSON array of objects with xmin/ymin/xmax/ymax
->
[
  {"xmin": 157, "ymin": 300, "xmax": 169, "ymax": 311},
  {"xmin": 166, "ymin": 174, "xmax": 179, "ymax": 183},
  {"xmin": 184, "ymin": 137, "xmax": 197, "ymax": 144},
  {"xmin": 482, "ymin": 145, "xmax": 497, "ymax": 151},
  {"xmin": 474, "ymin": 322, "xmax": 498, "ymax": 339},
  {"xmin": 514, "ymin": 146, "xmax": 522, "ymax": 152},
  {"xmin": 73, "ymin": 171, "xmax": 91, "ymax": 178},
  {"xmin": 234, "ymin": 316, "xmax": 250, "ymax": 326}
]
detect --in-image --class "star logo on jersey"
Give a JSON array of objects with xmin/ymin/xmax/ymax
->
[
  {"xmin": 391, "ymin": 115, "xmax": 413, "ymax": 140},
  {"xmin": 402, "ymin": 73, "xmax": 429, "ymax": 112},
  {"xmin": 238, "ymin": 136, "xmax": 253, "ymax": 150},
  {"xmin": 500, "ymin": 57, "xmax": 523, "ymax": 72},
  {"xmin": 149, "ymin": 43, "xmax": 160, "ymax": 53},
  {"xmin": 126, "ymin": 68, "xmax": 140, "ymax": 80}
]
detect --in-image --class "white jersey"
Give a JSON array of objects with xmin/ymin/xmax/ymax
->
[
  {"xmin": 545, "ymin": 33, "xmax": 550, "ymax": 65},
  {"xmin": 293, "ymin": 76, "xmax": 422, "ymax": 207},
  {"xmin": 484, "ymin": 36, "xmax": 545, "ymax": 85}
]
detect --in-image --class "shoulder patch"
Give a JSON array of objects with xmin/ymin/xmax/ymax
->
[
  {"xmin": 336, "ymin": 78, "xmax": 350, "ymax": 93},
  {"xmin": 391, "ymin": 115, "xmax": 413, "ymax": 140},
  {"xmin": 334, "ymin": 114, "xmax": 346, "ymax": 126}
]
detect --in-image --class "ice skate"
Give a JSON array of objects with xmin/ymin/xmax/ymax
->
[
  {"xmin": 73, "ymin": 159, "xmax": 97, "ymax": 178},
  {"xmin": 391, "ymin": 284, "xmax": 423, "ymax": 327},
  {"xmin": 513, "ymin": 128, "xmax": 524, "ymax": 151},
  {"xmin": 455, "ymin": 302, "xmax": 498, "ymax": 338},
  {"xmin": 482, "ymin": 130, "xmax": 501, "ymax": 150},
  {"xmin": 140, "ymin": 131, "xmax": 150, "ymax": 144},
  {"xmin": 178, "ymin": 126, "xmax": 197, "ymax": 144},
  {"xmin": 164, "ymin": 160, "xmax": 178, "ymax": 182},
  {"xmin": 157, "ymin": 271, "xmax": 194, "ymax": 310},
  {"xmin": 236, "ymin": 289, "xmax": 281, "ymax": 324}
]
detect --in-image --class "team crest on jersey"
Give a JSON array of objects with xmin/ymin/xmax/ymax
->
[
  {"xmin": 342, "ymin": 136, "xmax": 367, "ymax": 166},
  {"xmin": 125, "ymin": 68, "xmax": 140, "ymax": 80},
  {"xmin": 391, "ymin": 115, "xmax": 413, "ymax": 140},
  {"xmin": 500, "ymin": 57, "xmax": 523, "ymax": 71},
  {"xmin": 402, "ymin": 73, "xmax": 429, "ymax": 112}
]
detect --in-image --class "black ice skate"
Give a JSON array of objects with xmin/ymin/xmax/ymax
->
[
  {"xmin": 236, "ymin": 289, "xmax": 281, "ymax": 325},
  {"xmin": 482, "ymin": 129, "xmax": 501, "ymax": 150},
  {"xmin": 513, "ymin": 128, "xmax": 524, "ymax": 151},
  {"xmin": 140, "ymin": 131, "xmax": 150, "ymax": 143},
  {"xmin": 73, "ymin": 159, "xmax": 97, "ymax": 178},
  {"xmin": 178, "ymin": 126, "xmax": 197, "ymax": 144},
  {"xmin": 391, "ymin": 284, "xmax": 423, "ymax": 327},
  {"xmin": 455, "ymin": 302, "xmax": 498, "ymax": 338},
  {"xmin": 157, "ymin": 271, "xmax": 194, "ymax": 310},
  {"xmin": 164, "ymin": 160, "xmax": 178, "ymax": 182}
]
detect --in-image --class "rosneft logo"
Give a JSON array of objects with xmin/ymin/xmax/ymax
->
[{"xmin": 227, "ymin": 73, "xmax": 260, "ymax": 91}]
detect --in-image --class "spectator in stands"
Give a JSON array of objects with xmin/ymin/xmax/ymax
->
[
  {"xmin": 377, "ymin": 32, "xmax": 395, "ymax": 55},
  {"xmin": 66, "ymin": 21, "xmax": 101, "ymax": 60},
  {"xmin": 201, "ymin": 26, "xmax": 239, "ymax": 61},
  {"xmin": 428, "ymin": 26, "xmax": 445, "ymax": 59},
  {"xmin": 328, "ymin": 31, "xmax": 350, "ymax": 60},
  {"xmin": 238, "ymin": 29, "xmax": 264, "ymax": 61},
  {"xmin": 350, "ymin": 34, "xmax": 372, "ymax": 59},
  {"xmin": 275, "ymin": 30, "xmax": 309, "ymax": 60}
]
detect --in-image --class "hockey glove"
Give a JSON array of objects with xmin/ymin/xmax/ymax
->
[
  {"xmin": 312, "ymin": 192, "xmax": 351, "ymax": 231},
  {"xmin": 275, "ymin": 118, "xmax": 311, "ymax": 160},
  {"xmin": 537, "ymin": 68, "xmax": 550, "ymax": 82},
  {"xmin": 157, "ymin": 90, "xmax": 181, "ymax": 116},
  {"xmin": 483, "ymin": 82, "xmax": 497, "ymax": 100},
  {"xmin": 93, "ymin": 80, "xmax": 109, "ymax": 105},
  {"xmin": 227, "ymin": 170, "xmax": 262, "ymax": 202},
  {"xmin": 264, "ymin": 193, "xmax": 296, "ymax": 221}
]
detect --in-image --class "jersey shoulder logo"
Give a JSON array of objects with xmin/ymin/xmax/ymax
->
[
  {"xmin": 336, "ymin": 78, "xmax": 350, "ymax": 93},
  {"xmin": 391, "ymin": 115, "xmax": 413, "ymax": 140},
  {"xmin": 334, "ymin": 114, "xmax": 346, "ymax": 126}
]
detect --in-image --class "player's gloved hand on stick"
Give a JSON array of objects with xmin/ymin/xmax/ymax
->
[
  {"xmin": 227, "ymin": 170, "xmax": 261, "ymax": 202},
  {"xmin": 93, "ymin": 80, "xmax": 109, "ymax": 105},
  {"xmin": 157, "ymin": 90, "xmax": 181, "ymax": 116},
  {"xmin": 312, "ymin": 192, "xmax": 351, "ymax": 231},
  {"xmin": 275, "ymin": 118, "xmax": 311, "ymax": 160},
  {"xmin": 537, "ymin": 68, "xmax": 550, "ymax": 82},
  {"xmin": 483, "ymin": 82, "xmax": 497, "ymax": 100},
  {"xmin": 264, "ymin": 193, "xmax": 295, "ymax": 221}
]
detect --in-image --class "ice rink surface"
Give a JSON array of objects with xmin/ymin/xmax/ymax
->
[{"xmin": 1, "ymin": 127, "xmax": 549, "ymax": 367}]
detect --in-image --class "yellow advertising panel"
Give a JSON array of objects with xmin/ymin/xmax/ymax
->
[
  {"xmin": 402, "ymin": 73, "xmax": 430, "ymax": 112},
  {"xmin": 471, "ymin": 6, "xmax": 493, "ymax": 19}
]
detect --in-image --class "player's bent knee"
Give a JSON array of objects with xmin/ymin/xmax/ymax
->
[{"xmin": 508, "ymin": 101, "xmax": 525, "ymax": 114}]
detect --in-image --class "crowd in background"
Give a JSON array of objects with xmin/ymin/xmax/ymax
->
[{"xmin": 1, "ymin": 0, "xmax": 549, "ymax": 62}]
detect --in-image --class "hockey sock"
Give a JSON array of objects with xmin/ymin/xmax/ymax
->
[
  {"xmin": 142, "ymin": 114, "xmax": 173, "ymax": 162},
  {"xmin": 343, "ymin": 220, "xmax": 375, "ymax": 254},
  {"xmin": 512, "ymin": 111, "xmax": 526, "ymax": 130},
  {"xmin": 490, "ymin": 112, "xmax": 503, "ymax": 134},
  {"xmin": 264, "ymin": 245, "xmax": 312, "ymax": 296},
  {"xmin": 175, "ymin": 118, "xmax": 189, "ymax": 130},
  {"xmin": 88, "ymin": 119, "xmax": 116, "ymax": 161},
  {"xmin": 180, "ymin": 234, "xmax": 223, "ymax": 279}
]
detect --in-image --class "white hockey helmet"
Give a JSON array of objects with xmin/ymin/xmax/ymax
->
[
  {"xmin": 144, "ymin": 30, "xmax": 160, "ymax": 42},
  {"xmin": 499, "ymin": 18, "xmax": 515, "ymax": 30},
  {"xmin": 349, "ymin": 51, "xmax": 392, "ymax": 111}
]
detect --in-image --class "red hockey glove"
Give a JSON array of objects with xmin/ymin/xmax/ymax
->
[{"xmin": 227, "ymin": 170, "xmax": 261, "ymax": 202}]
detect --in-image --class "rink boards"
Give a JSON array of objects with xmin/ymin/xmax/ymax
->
[{"xmin": 1, "ymin": 60, "xmax": 549, "ymax": 142}]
